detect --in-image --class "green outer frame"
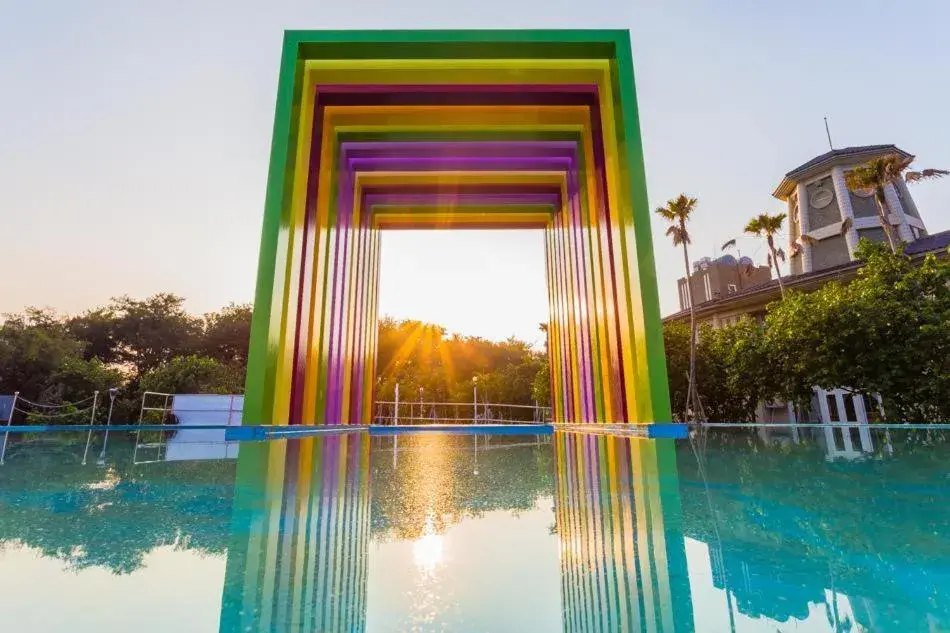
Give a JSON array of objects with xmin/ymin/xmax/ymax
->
[{"xmin": 244, "ymin": 30, "xmax": 671, "ymax": 425}]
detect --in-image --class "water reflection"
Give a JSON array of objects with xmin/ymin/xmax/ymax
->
[
  {"xmin": 220, "ymin": 433, "xmax": 370, "ymax": 633},
  {"xmin": 0, "ymin": 430, "xmax": 949, "ymax": 632},
  {"xmin": 677, "ymin": 430, "xmax": 950, "ymax": 632},
  {"xmin": 555, "ymin": 433, "xmax": 693, "ymax": 633}
]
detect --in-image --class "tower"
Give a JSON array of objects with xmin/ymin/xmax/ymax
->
[{"xmin": 773, "ymin": 145, "xmax": 928, "ymax": 275}]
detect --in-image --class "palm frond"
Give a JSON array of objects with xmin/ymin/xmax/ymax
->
[
  {"xmin": 721, "ymin": 238, "xmax": 737, "ymax": 251},
  {"xmin": 906, "ymin": 168, "xmax": 949, "ymax": 183},
  {"xmin": 745, "ymin": 212, "xmax": 786, "ymax": 237},
  {"xmin": 657, "ymin": 194, "xmax": 698, "ymax": 247},
  {"xmin": 840, "ymin": 217, "xmax": 853, "ymax": 236},
  {"xmin": 846, "ymin": 153, "xmax": 917, "ymax": 191},
  {"xmin": 666, "ymin": 225, "xmax": 690, "ymax": 246},
  {"xmin": 775, "ymin": 248, "xmax": 786, "ymax": 263}
]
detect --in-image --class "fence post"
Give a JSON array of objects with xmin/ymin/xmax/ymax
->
[
  {"xmin": 81, "ymin": 391, "xmax": 100, "ymax": 465},
  {"xmin": 98, "ymin": 388, "xmax": 118, "ymax": 463},
  {"xmin": 0, "ymin": 392, "xmax": 20, "ymax": 466}
]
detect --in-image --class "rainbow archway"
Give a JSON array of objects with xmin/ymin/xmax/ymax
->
[{"xmin": 244, "ymin": 30, "xmax": 670, "ymax": 426}]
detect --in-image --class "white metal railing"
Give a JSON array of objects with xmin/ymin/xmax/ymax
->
[
  {"xmin": 134, "ymin": 391, "xmax": 176, "ymax": 464},
  {"xmin": 372, "ymin": 400, "xmax": 551, "ymax": 425},
  {"xmin": 134, "ymin": 392, "xmax": 243, "ymax": 464}
]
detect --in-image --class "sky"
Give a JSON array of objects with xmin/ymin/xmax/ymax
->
[{"xmin": 1, "ymin": 0, "xmax": 948, "ymax": 344}]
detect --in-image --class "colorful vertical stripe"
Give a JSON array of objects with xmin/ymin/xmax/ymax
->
[
  {"xmin": 245, "ymin": 31, "xmax": 671, "ymax": 426},
  {"xmin": 554, "ymin": 432, "xmax": 694, "ymax": 631},
  {"xmin": 220, "ymin": 434, "xmax": 371, "ymax": 632}
]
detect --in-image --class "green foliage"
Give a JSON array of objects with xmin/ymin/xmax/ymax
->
[
  {"xmin": 766, "ymin": 240, "xmax": 950, "ymax": 421},
  {"xmin": 373, "ymin": 317, "xmax": 546, "ymax": 407},
  {"xmin": 665, "ymin": 239, "xmax": 950, "ymax": 422},
  {"xmin": 140, "ymin": 355, "xmax": 243, "ymax": 395},
  {"xmin": 654, "ymin": 194, "xmax": 698, "ymax": 247},
  {"xmin": 664, "ymin": 319, "xmax": 769, "ymax": 422},
  {"xmin": 200, "ymin": 303, "xmax": 252, "ymax": 365},
  {"xmin": 662, "ymin": 321, "xmax": 691, "ymax": 421},
  {"xmin": 697, "ymin": 319, "xmax": 770, "ymax": 422},
  {"xmin": 0, "ymin": 310, "xmax": 123, "ymax": 420},
  {"xmin": 532, "ymin": 361, "xmax": 551, "ymax": 408},
  {"xmin": 744, "ymin": 212, "xmax": 786, "ymax": 238},
  {"xmin": 66, "ymin": 294, "xmax": 203, "ymax": 375}
]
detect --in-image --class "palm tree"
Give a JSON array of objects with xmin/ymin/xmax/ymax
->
[
  {"xmin": 745, "ymin": 213, "xmax": 787, "ymax": 297},
  {"xmin": 844, "ymin": 154, "xmax": 948, "ymax": 253},
  {"xmin": 655, "ymin": 194, "xmax": 703, "ymax": 421}
]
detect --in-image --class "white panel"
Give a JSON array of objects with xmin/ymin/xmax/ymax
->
[{"xmin": 164, "ymin": 394, "xmax": 243, "ymax": 461}]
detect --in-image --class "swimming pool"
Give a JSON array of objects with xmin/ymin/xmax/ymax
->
[{"xmin": 0, "ymin": 427, "xmax": 947, "ymax": 632}]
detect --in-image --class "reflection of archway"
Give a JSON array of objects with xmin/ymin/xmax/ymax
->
[
  {"xmin": 554, "ymin": 432, "xmax": 694, "ymax": 631},
  {"xmin": 220, "ymin": 433, "xmax": 370, "ymax": 632},
  {"xmin": 243, "ymin": 31, "xmax": 672, "ymax": 428}
]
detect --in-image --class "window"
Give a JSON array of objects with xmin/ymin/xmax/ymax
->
[
  {"xmin": 704, "ymin": 273, "xmax": 712, "ymax": 301},
  {"xmin": 826, "ymin": 394, "xmax": 840, "ymax": 422}
]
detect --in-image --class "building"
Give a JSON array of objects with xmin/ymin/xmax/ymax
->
[
  {"xmin": 774, "ymin": 144, "xmax": 929, "ymax": 275},
  {"xmin": 676, "ymin": 255, "xmax": 772, "ymax": 313},
  {"xmin": 668, "ymin": 144, "xmax": 947, "ymax": 328},
  {"xmin": 664, "ymin": 144, "xmax": 949, "ymax": 441}
]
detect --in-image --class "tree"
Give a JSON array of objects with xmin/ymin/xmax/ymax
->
[
  {"xmin": 765, "ymin": 240, "xmax": 950, "ymax": 421},
  {"xmin": 0, "ymin": 310, "xmax": 83, "ymax": 398},
  {"xmin": 664, "ymin": 319, "xmax": 770, "ymax": 423},
  {"xmin": 844, "ymin": 154, "xmax": 947, "ymax": 253},
  {"xmin": 655, "ymin": 194, "xmax": 703, "ymax": 420},
  {"xmin": 201, "ymin": 303, "xmax": 252, "ymax": 366},
  {"xmin": 0, "ymin": 310, "xmax": 123, "ymax": 419},
  {"xmin": 662, "ymin": 321, "xmax": 691, "ymax": 422},
  {"xmin": 66, "ymin": 307, "xmax": 120, "ymax": 363},
  {"xmin": 532, "ymin": 361, "xmax": 551, "ymax": 408},
  {"xmin": 108, "ymin": 294, "xmax": 203, "ymax": 375},
  {"xmin": 745, "ymin": 212, "xmax": 787, "ymax": 297},
  {"xmin": 139, "ymin": 355, "xmax": 243, "ymax": 395}
]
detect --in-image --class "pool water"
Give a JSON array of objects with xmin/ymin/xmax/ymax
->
[{"xmin": 0, "ymin": 428, "xmax": 948, "ymax": 632}]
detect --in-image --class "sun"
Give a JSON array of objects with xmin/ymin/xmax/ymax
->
[{"xmin": 412, "ymin": 518, "xmax": 444, "ymax": 571}]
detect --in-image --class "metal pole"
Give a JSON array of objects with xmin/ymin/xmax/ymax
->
[
  {"xmin": 0, "ymin": 392, "xmax": 20, "ymax": 466},
  {"xmin": 133, "ymin": 391, "xmax": 148, "ymax": 465},
  {"xmin": 394, "ymin": 383, "xmax": 399, "ymax": 426},
  {"xmin": 81, "ymin": 391, "xmax": 100, "ymax": 465},
  {"xmin": 98, "ymin": 388, "xmax": 118, "ymax": 463},
  {"xmin": 473, "ymin": 384, "xmax": 478, "ymax": 424}
]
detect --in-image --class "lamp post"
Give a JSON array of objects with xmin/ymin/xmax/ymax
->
[
  {"xmin": 472, "ymin": 376, "xmax": 478, "ymax": 424},
  {"xmin": 394, "ymin": 383, "xmax": 400, "ymax": 426}
]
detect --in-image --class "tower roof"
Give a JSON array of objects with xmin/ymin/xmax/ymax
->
[{"xmin": 772, "ymin": 144, "xmax": 913, "ymax": 200}]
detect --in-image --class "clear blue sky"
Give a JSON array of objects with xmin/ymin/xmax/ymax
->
[{"xmin": 2, "ymin": 0, "xmax": 948, "ymax": 344}]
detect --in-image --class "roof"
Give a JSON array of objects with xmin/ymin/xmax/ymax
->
[
  {"xmin": 663, "ymin": 232, "xmax": 950, "ymax": 323},
  {"xmin": 905, "ymin": 229, "xmax": 950, "ymax": 256},
  {"xmin": 772, "ymin": 144, "xmax": 912, "ymax": 200}
]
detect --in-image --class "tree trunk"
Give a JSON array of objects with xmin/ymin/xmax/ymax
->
[
  {"xmin": 767, "ymin": 236, "xmax": 785, "ymax": 297},
  {"xmin": 874, "ymin": 187, "xmax": 900, "ymax": 253},
  {"xmin": 680, "ymin": 223, "xmax": 699, "ymax": 422}
]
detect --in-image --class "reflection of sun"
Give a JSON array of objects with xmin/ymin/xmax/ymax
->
[{"xmin": 412, "ymin": 517, "xmax": 444, "ymax": 571}]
